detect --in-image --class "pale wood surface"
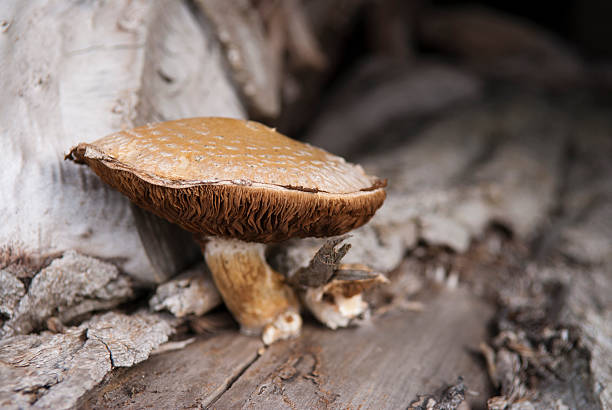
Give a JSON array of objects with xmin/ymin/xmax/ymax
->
[
  {"xmin": 213, "ymin": 289, "xmax": 493, "ymax": 410},
  {"xmin": 79, "ymin": 333, "xmax": 263, "ymax": 409},
  {"xmin": 80, "ymin": 289, "xmax": 493, "ymax": 409}
]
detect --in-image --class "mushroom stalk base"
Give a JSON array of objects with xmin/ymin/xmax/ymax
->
[{"xmin": 203, "ymin": 238, "xmax": 300, "ymax": 339}]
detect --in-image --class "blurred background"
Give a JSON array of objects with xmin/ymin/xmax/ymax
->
[{"xmin": 257, "ymin": 0, "xmax": 612, "ymax": 141}]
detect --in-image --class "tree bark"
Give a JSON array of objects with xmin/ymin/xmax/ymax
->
[{"xmin": 0, "ymin": 0, "xmax": 244, "ymax": 284}]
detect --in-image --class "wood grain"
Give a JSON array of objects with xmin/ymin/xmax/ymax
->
[
  {"xmin": 213, "ymin": 289, "xmax": 493, "ymax": 409},
  {"xmin": 78, "ymin": 332, "xmax": 263, "ymax": 409}
]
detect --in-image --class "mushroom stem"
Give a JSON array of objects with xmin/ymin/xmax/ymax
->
[{"xmin": 202, "ymin": 237, "xmax": 300, "ymax": 340}]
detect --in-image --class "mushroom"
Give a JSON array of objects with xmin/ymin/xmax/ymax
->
[{"xmin": 67, "ymin": 117, "xmax": 386, "ymax": 343}]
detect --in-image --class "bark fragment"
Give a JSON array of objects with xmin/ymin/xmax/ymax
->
[
  {"xmin": 0, "ymin": 311, "xmax": 175, "ymax": 409},
  {"xmin": 0, "ymin": 270, "xmax": 25, "ymax": 322},
  {"xmin": 408, "ymin": 377, "xmax": 466, "ymax": 410},
  {"xmin": 301, "ymin": 264, "xmax": 388, "ymax": 329},
  {"xmin": 1, "ymin": 251, "xmax": 133, "ymax": 338},
  {"xmin": 86, "ymin": 311, "xmax": 176, "ymax": 368},
  {"xmin": 149, "ymin": 262, "xmax": 222, "ymax": 318}
]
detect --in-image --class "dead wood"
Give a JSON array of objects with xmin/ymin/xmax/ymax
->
[
  {"xmin": 90, "ymin": 288, "xmax": 492, "ymax": 409},
  {"xmin": 149, "ymin": 262, "xmax": 222, "ymax": 318},
  {"xmin": 555, "ymin": 110, "xmax": 612, "ymax": 266},
  {"xmin": 0, "ymin": 311, "xmax": 176, "ymax": 410},
  {"xmin": 194, "ymin": 0, "xmax": 280, "ymax": 118},
  {"xmin": 365, "ymin": 0, "xmax": 414, "ymax": 61},
  {"xmin": 438, "ymin": 226, "xmax": 610, "ymax": 409},
  {"xmin": 0, "ymin": 271, "xmax": 25, "ymax": 323},
  {"xmin": 287, "ymin": 237, "xmax": 351, "ymax": 289},
  {"xmin": 305, "ymin": 60, "xmax": 482, "ymax": 159},
  {"xmin": 4, "ymin": 91, "xmax": 609, "ymax": 409},
  {"xmin": 0, "ymin": 0, "xmax": 244, "ymax": 285},
  {"xmin": 476, "ymin": 259, "xmax": 608, "ymax": 410},
  {"xmin": 276, "ymin": 0, "xmax": 369, "ymax": 135},
  {"xmin": 408, "ymin": 377, "xmax": 467, "ymax": 410},
  {"xmin": 0, "ymin": 251, "xmax": 132, "ymax": 338},
  {"xmin": 208, "ymin": 288, "xmax": 493, "ymax": 409},
  {"xmin": 77, "ymin": 332, "xmax": 262, "ymax": 409}
]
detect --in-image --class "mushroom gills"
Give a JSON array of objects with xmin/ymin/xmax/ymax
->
[{"xmin": 203, "ymin": 237, "xmax": 299, "ymax": 342}]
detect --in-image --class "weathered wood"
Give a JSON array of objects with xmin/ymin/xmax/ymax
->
[
  {"xmin": 76, "ymin": 288, "xmax": 492, "ymax": 409},
  {"xmin": 149, "ymin": 262, "xmax": 222, "ymax": 318},
  {"xmin": 78, "ymin": 332, "xmax": 263, "ymax": 409},
  {"xmin": 3, "ymin": 2, "xmax": 611, "ymax": 408},
  {"xmin": 365, "ymin": 0, "xmax": 414, "ymax": 61},
  {"xmin": 212, "ymin": 288, "xmax": 493, "ymax": 409},
  {"xmin": 1, "ymin": 251, "xmax": 132, "ymax": 338},
  {"xmin": 450, "ymin": 113, "xmax": 612, "ymax": 408},
  {"xmin": 1, "ymin": 93, "xmax": 593, "ymax": 409},
  {"xmin": 474, "ymin": 256, "xmax": 610, "ymax": 410},
  {"xmin": 563, "ymin": 265, "xmax": 612, "ymax": 410},
  {"xmin": 0, "ymin": 330, "xmax": 110, "ymax": 410},
  {"xmin": 464, "ymin": 96, "xmax": 568, "ymax": 238},
  {"xmin": 276, "ymin": 0, "xmax": 369, "ymax": 135},
  {"xmin": 279, "ymin": 0, "xmax": 327, "ymax": 71},
  {"xmin": 0, "ymin": 0, "xmax": 244, "ymax": 284},
  {"xmin": 0, "ymin": 311, "xmax": 176, "ymax": 410},
  {"xmin": 537, "ymin": 107, "xmax": 612, "ymax": 409},
  {"xmin": 194, "ymin": 0, "xmax": 280, "ymax": 119},
  {"xmin": 0, "ymin": 271, "xmax": 25, "ymax": 320}
]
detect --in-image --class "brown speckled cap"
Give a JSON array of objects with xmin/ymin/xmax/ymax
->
[{"xmin": 68, "ymin": 117, "xmax": 386, "ymax": 242}]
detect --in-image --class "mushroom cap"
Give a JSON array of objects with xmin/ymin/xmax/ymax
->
[{"xmin": 68, "ymin": 117, "xmax": 386, "ymax": 242}]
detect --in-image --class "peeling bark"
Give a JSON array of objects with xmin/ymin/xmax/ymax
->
[
  {"xmin": 0, "ymin": 311, "xmax": 175, "ymax": 410},
  {"xmin": 0, "ymin": 251, "xmax": 132, "ymax": 338},
  {"xmin": 408, "ymin": 378, "xmax": 466, "ymax": 410}
]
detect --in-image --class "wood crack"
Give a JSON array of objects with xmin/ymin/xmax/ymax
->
[
  {"xmin": 204, "ymin": 348, "xmax": 263, "ymax": 409},
  {"xmin": 88, "ymin": 334, "xmax": 114, "ymax": 367}
]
